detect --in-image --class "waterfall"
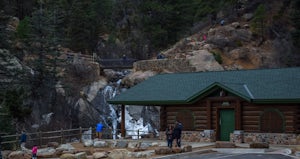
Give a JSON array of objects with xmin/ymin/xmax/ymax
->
[
  {"xmin": 98, "ymin": 71, "xmax": 159, "ymax": 139},
  {"xmin": 102, "ymin": 85, "xmax": 118, "ymax": 140}
]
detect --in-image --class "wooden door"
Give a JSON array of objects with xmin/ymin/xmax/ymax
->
[{"xmin": 219, "ymin": 109, "xmax": 235, "ymax": 141}]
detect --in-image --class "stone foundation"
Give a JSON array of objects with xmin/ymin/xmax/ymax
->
[
  {"xmin": 231, "ymin": 132, "xmax": 300, "ymax": 145},
  {"xmin": 159, "ymin": 130, "xmax": 215, "ymax": 142},
  {"xmin": 160, "ymin": 130, "xmax": 300, "ymax": 145},
  {"xmin": 243, "ymin": 133, "xmax": 300, "ymax": 145}
]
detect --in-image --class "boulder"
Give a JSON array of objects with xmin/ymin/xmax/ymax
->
[
  {"xmin": 83, "ymin": 139, "xmax": 94, "ymax": 147},
  {"xmin": 93, "ymin": 141, "xmax": 108, "ymax": 148},
  {"xmin": 127, "ymin": 142, "xmax": 139, "ymax": 149},
  {"xmin": 56, "ymin": 143, "xmax": 75, "ymax": 151},
  {"xmin": 93, "ymin": 152, "xmax": 108, "ymax": 159},
  {"xmin": 48, "ymin": 142, "xmax": 60, "ymax": 148},
  {"xmin": 7, "ymin": 151, "xmax": 31, "ymax": 159},
  {"xmin": 74, "ymin": 152, "xmax": 87, "ymax": 159},
  {"xmin": 116, "ymin": 140, "xmax": 128, "ymax": 148},
  {"xmin": 131, "ymin": 150, "xmax": 154, "ymax": 158},
  {"xmin": 38, "ymin": 147, "xmax": 57, "ymax": 158},
  {"xmin": 60, "ymin": 153, "xmax": 76, "ymax": 159},
  {"xmin": 187, "ymin": 50, "xmax": 224, "ymax": 72},
  {"xmin": 215, "ymin": 141, "xmax": 236, "ymax": 148},
  {"xmin": 249, "ymin": 142, "xmax": 269, "ymax": 148},
  {"xmin": 154, "ymin": 147, "xmax": 172, "ymax": 155},
  {"xmin": 107, "ymin": 149, "xmax": 130, "ymax": 159},
  {"xmin": 172, "ymin": 147, "xmax": 182, "ymax": 153},
  {"xmin": 182, "ymin": 145, "xmax": 192, "ymax": 152}
]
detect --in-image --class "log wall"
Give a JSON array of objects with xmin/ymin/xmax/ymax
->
[{"xmin": 160, "ymin": 96, "xmax": 300, "ymax": 134}]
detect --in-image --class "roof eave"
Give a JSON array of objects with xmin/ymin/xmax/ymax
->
[
  {"xmin": 107, "ymin": 100, "xmax": 188, "ymax": 105},
  {"xmin": 252, "ymin": 99, "xmax": 300, "ymax": 104},
  {"xmin": 186, "ymin": 82, "xmax": 252, "ymax": 103}
]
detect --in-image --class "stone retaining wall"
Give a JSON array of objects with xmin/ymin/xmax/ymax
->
[
  {"xmin": 159, "ymin": 130, "xmax": 215, "ymax": 142},
  {"xmin": 232, "ymin": 132, "xmax": 300, "ymax": 145},
  {"xmin": 133, "ymin": 59, "xmax": 195, "ymax": 73}
]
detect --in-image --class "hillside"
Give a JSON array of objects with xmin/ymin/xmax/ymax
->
[{"xmin": 1, "ymin": 0, "xmax": 300, "ymax": 134}]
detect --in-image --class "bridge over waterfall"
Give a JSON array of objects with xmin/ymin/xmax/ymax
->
[
  {"xmin": 60, "ymin": 52, "xmax": 137, "ymax": 69},
  {"xmin": 98, "ymin": 58, "xmax": 137, "ymax": 69}
]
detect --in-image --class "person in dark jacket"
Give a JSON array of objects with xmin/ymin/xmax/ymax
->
[
  {"xmin": 165, "ymin": 125, "xmax": 174, "ymax": 148},
  {"xmin": 173, "ymin": 120, "xmax": 183, "ymax": 147}
]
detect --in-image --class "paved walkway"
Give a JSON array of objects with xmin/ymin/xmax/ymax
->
[
  {"xmin": 25, "ymin": 140, "xmax": 300, "ymax": 159},
  {"xmin": 152, "ymin": 142, "xmax": 298, "ymax": 159}
]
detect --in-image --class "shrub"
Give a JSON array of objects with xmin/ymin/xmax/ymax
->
[{"xmin": 211, "ymin": 51, "xmax": 223, "ymax": 64}]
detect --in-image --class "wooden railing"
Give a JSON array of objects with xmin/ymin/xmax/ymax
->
[
  {"xmin": 98, "ymin": 58, "xmax": 137, "ymax": 69},
  {"xmin": 59, "ymin": 52, "xmax": 137, "ymax": 69},
  {"xmin": 0, "ymin": 127, "xmax": 154, "ymax": 150}
]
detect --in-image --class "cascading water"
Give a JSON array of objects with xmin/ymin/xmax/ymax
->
[
  {"xmin": 99, "ymin": 70, "xmax": 160, "ymax": 139},
  {"xmin": 102, "ymin": 84, "xmax": 118, "ymax": 139}
]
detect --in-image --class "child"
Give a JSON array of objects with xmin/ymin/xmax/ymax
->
[{"xmin": 32, "ymin": 145, "xmax": 38, "ymax": 159}]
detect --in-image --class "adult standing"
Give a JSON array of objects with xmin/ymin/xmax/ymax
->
[
  {"xmin": 20, "ymin": 130, "xmax": 27, "ymax": 150},
  {"xmin": 165, "ymin": 125, "xmax": 174, "ymax": 148},
  {"xmin": 96, "ymin": 123, "xmax": 104, "ymax": 139},
  {"xmin": 173, "ymin": 120, "xmax": 183, "ymax": 147}
]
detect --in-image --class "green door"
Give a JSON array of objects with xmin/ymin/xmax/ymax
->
[{"xmin": 219, "ymin": 109, "xmax": 235, "ymax": 141}]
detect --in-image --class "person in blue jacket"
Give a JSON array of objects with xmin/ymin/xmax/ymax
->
[
  {"xmin": 96, "ymin": 123, "xmax": 104, "ymax": 139},
  {"xmin": 20, "ymin": 130, "xmax": 27, "ymax": 150}
]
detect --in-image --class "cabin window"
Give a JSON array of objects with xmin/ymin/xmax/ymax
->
[
  {"xmin": 260, "ymin": 109, "xmax": 285, "ymax": 133},
  {"xmin": 176, "ymin": 110, "xmax": 194, "ymax": 130}
]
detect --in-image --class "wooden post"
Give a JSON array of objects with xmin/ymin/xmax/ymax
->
[
  {"xmin": 137, "ymin": 130, "xmax": 139, "ymax": 139},
  {"xmin": 39, "ymin": 131, "xmax": 42, "ymax": 146},
  {"xmin": 79, "ymin": 127, "xmax": 82, "ymax": 143},
  {"xmin": 60, "ymin": 128, "xmax": 63, "ymax": 144},
  {"xmin": 121, "ymin": 104, "xmax": 125, "ymax": 137},
  {"xmin": 206, "ymin": 100, "xmax": 212, "ymax": 129},
  {"xmin": 235, "ymin": 100, "xmax": 242, "ymax": 130}
]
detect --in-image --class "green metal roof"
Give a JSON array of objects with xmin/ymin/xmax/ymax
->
[{"xmin": 108, "ymin": 67, "xmax": 300, "ymax": 105}]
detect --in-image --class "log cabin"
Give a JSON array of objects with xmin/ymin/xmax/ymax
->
[{"xmin": 108, "ymin": 67, "xmax": 300, "ymax": 144}]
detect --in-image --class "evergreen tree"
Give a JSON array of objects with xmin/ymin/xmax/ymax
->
[
  {"xmin": 291, "ymin": 0, "xmax": 300, "ymax": 46},
  {"xmin": 251, "ymin": 4, "xmax": 266, "ymax": 41},
  {"xmin": 22, "ymin": 0, "xmax": 63, "ymax": 109},
  {"xmin": 66, "ymin": 0, "xmax": 99, "ymax": 53}
]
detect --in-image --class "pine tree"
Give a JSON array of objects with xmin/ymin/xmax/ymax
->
[
  {"xmin": 291, "ymin": 0, "xmax": 300, "ymax": 46},
  {"xmin": 251, "ymin": 4, "xmax": 266, "ymax": 42},
  {"xmin": 23, "ymin": 0, "xmax": 63, "ymax": 109}
]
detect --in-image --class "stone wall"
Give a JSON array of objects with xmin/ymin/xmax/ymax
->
[
  {"xmin": 159, "ymin": 130, "xmax": 300, "ymax": 145},
  {"xmin": 133, "ymin": 59, "xmax": 195, "ymax": 73},
  {"xmin": 159, "ymin": 130, "xmax": 215, "ymax": 142},
  {"xmin": 240, "ymin": 133, "xmax": 300, "ymax": 145}
]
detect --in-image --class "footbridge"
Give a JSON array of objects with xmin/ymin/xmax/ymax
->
[{"xmin": 60, "ymin": 52, "xmax": 137, "ymax": 69}]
